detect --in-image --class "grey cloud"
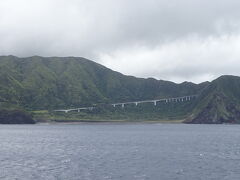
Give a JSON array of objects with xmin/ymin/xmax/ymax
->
[
  {"xmin": 0, "ymin": 0, "xmax": 240, "ymax": 82},
  {"xmin": 100, "ymin": 34, "xmax": 240, "ymax": 83}
]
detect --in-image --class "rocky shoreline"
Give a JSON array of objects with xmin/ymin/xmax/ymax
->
[{"xmin": 0, "ymin": 109, "xmax": 36, "ymax": 124}]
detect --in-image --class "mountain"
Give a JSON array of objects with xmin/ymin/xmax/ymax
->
[
  {"xmin": 185, "ymin": 75, "xmax": 240, "ymax": 124},
  {"xmin": 0, "ymin": 55, "xmax": 207, "ymax": 110},
  {"xmin": 1, "ymin": 56, "xmax": 240, "ymax": 124}
]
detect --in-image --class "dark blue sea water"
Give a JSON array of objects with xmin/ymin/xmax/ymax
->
[{"xmin": 0, "ymin": 123, "xmax": 240, "ymax": 180}]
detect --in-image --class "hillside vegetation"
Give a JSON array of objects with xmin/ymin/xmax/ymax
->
[
  {"xmin": 0, "ymin": 56, "xmax": 206, "ymax": 110},
  {"xmin": 1, "ymin": 56, "xmax": 240, "ymax": 124}
]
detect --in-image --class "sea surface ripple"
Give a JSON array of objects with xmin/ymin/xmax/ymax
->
[{"xmin": 0, "ymin": 123, "xmax": 240, "ymax": 180}]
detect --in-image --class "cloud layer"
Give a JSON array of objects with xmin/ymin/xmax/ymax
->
[{"xmin": 1, "ymin": 0, "xmax": 240, "ymax": 82}]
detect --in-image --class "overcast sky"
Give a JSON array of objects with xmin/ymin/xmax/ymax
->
[{"xmin": 1, "ymin": 0, "xmax": 240, "ymax": 83}]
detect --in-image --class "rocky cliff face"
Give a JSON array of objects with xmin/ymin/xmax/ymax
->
[{"xmin": 185, "ymin": 75, "xmax": 240, "ymax": 124}]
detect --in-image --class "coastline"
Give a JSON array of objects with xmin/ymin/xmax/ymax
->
[{"xmin": 37, "ymin": 119, "xmax": 184, "ymax": 125}]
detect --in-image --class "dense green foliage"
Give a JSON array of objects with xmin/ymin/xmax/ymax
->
[
  {"xmin": 0, "ymin": 56, "xmax": 206, "ymax": 110},
  {"xmin": 1, "ymin": 56, "xmax": 240, "ymax": 123}
]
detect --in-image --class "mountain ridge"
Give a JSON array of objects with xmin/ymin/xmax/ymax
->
[
  {"xmin": 185, "ymin": 75, "xmax": 240, "ymax": 123},
  {"xmin": 0, "ymin": 55, "xmax": 207, "ymax": 110},
  {"xmin": 0, "ymin": 55, "xmax": 240, "ymax": 124}
]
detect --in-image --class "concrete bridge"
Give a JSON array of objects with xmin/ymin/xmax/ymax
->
[
  {"xmin": 111, "ymin": 95, "xmax": 198, "ymax": 108},
  {"xmin": 54, "ymin": 95, "xmax": 198, "ymax": 113},
  {"xmin": 54, "ymin": 107, "xmax": 94, "ymax": 113}
]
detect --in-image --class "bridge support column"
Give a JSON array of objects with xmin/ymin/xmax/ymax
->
[
  {"xmin": 135, "ymin": 102, "xmax": 138, "ymax": 106},
  {"xmin": 113, "ymin": 104, "xmax": 116, "ymax": 108},
  {"xmin": 153, "ymin": 101, "xmax": 157, "ymax": 106},
  {"xmin": 78, "ymin": 109, "xmax": 80, "ymax": 112},
  {"xmin": 121, "ymin": 104, "xmax": 125, "ymax": 108}
]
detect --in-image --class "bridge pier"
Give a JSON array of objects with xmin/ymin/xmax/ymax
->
[
  {"xmin": 153, "ymin": 101, "xmax": 157, "ymax": 106},
  {"xmin": 135, "ymin": 102, "xmax": 138, "ymax": 106},
  {"xmin": 121, "ymin": 103, "xmax": 125, "ymax": 108}
]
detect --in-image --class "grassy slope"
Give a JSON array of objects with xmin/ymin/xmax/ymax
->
[
  {"xmin": 0, "ymin": 56, "xmax": 206, "ymax": 112},
  {"xmin": 2, "ymin": 56, "xmax": 240, "ymax": 123},
  {"xmin": 33, "ymin": 100, "xmax": 196, "ymax": 122},
  {"xmin": 3, "ymin": 56, "xmax": 240, "ymax": 123}
]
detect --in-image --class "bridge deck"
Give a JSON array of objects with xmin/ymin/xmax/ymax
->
[{"xmin": 54, "ymin": 94, "xmax": 198, "ymax": 113}]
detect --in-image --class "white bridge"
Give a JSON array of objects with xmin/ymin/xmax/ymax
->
[
  {"xmin": 54, "ymin": 107, "xmax": 94, "ymax": 113},
  {"xmin": 54, "ymin": 95, "xmax": 198, "ymax": 113}
]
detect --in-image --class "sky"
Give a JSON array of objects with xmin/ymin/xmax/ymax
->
[{"xmin": 1, "ymin": 0, "xmax": 240, "ymax": 83}]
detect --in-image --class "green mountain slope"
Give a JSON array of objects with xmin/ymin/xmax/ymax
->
[
  {"xmin": 0, "ymin": 56, "xmax": 207, "ymax": 111},
  {"xmin": 185, "ymin": 75, "xmax": 240, "ymax": 124},
  {"xmin": 1, "ymin": 56, "xmax": 240, "ymax": 123}
]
